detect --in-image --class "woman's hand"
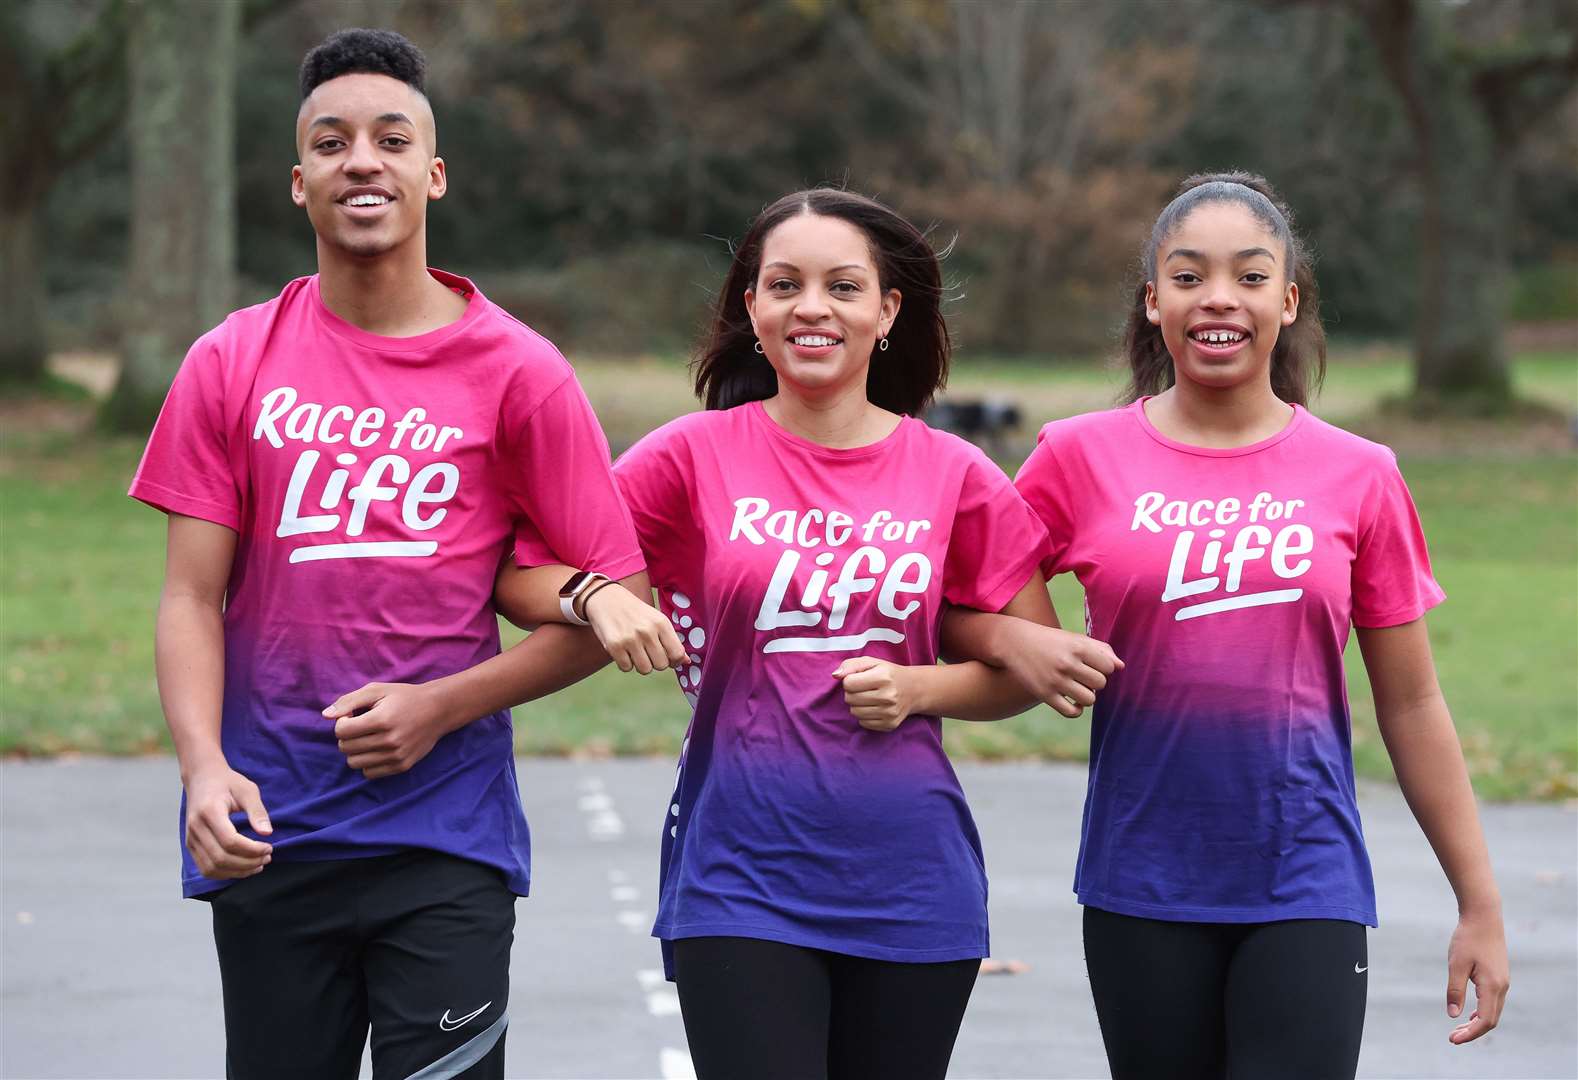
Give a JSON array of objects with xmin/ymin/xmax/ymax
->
[
  {"xmin": 583, "ymin": 582, "xmax": 689, "ymax": 674},
  {"xmin": 1445, "ymin": 906, "xmax": 1510, "ymax": 1044},
  {"xmin": 833, "ymin": 657, "xmax": 921, "ymax": 732},
  {"xmin": 994, "ymin": 621, "xmax": 1122, "ymax": 718}
]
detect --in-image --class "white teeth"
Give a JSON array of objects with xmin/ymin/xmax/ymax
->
[
  {"xmin": 344, "ymin": 194, "xmax": 389, "ymax": 207},
  {"xmin": 792, "ymin": 335, "xmax": 839, "ymax": 347},
  {"xmin": 1194, "ymin": 329, "xmax": 1243, "ymax": 344}
]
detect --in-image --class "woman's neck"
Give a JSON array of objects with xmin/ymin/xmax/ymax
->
[
  {"xmin": 762, "ymin": 382, "xmax": 899, "ymax": 449},
  {"xmin": 1144, "ymin": 378, "xmax": 1294, "ymax": 449}
]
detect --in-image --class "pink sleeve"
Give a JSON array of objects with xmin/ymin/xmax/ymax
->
[
  {"xmin": 127, "ymin": 334, "xmax": 243, "ymax": 531},
  {"xmin": 502, "ymin": 374, "xmax": 645, "ymax": 580},
  {"xmin": 1352, "ymin": 455, "xmax": 1445, "ymax": 628},
  {"xmin": 610, "ymin": 426, "xmax": 693, "ymax": 590},
  {"xmin": 1012, "ymin": 428, "xmax": 1074, "ymax": 578},
  {"xmin": 943, "ymin": 450, "xmax": 1050, "ymax": 612}
]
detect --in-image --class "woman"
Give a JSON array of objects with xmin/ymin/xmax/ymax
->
[
  {"xmin": 951, "ymin": 172, "xmax": 1510, "ymax": 1079},
  {"xmin": 502, "ymin": 187, "xmax": 1119, "ymax": 1080}
]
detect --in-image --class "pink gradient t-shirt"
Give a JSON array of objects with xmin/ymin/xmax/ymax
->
[
  {"xmin": 130, "ymin": 270, "xmax": 644, "ymax": 897},
  {"xmin": 1015, "ymin": 400, "xmax": 1445, "ymax": 925},
  {"xmin": 602, "ymin": 402, "xmax": 1049, "ymax": 967}
]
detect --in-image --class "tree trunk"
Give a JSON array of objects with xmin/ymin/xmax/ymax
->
[
  {"xmin": 1410, "ymin": 60, "xmax": 1514, "ymax": 405},
  {"xmin": 1363, "ymin": 0, "xmax": 1515, "ymax": 407},
  {"xmin": 0, "ymin": 192, "xmax": 47, "ymax": 383},
  {"xmin": 102, "ymin": 0, "xmax": 238, "ymax": 432}
]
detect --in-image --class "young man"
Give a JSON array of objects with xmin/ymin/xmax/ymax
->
[{"xmin": 130, "ymin": 29, "xmax": 677, "ymax": 1079}]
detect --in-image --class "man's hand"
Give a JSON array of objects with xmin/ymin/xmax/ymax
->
[
  {"xmin": 184, "ymin": 763, "xmax": 273, "ymax": 879},
  {"xmin": 833, "ymin": 657, "xmax": 920, "ymax": 732},
  {"xmin": 995, "ymin": 622, "xmax": 1122, "ymax": 718},
  {"xmin": 583, "ymin": 583, "xmax": 689, "ymax": 674},
  {"xmin": 324, "ymin": 682, "xmax": 454, "ymax": 780}
]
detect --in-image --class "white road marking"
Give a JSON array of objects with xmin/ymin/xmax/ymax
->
[
  {"xmin": 661, "ymin": 1047, "xmax": 697, "ymax": 1079},
  {"xmin": 611, "ymin": 884, "xmax": 640, "ymax": 902},
  {"xmin": 588, "ymin": 810, "xmax": 625, "ymax": 839},
  {"xmin": 646, "ymin": 990, "xmax": 682, "ymax": 1017},
  {"xmin": 616, "ymin": 909, "xmax": 648, "ymax": 932}
]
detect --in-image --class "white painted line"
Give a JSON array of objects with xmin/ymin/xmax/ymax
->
[
  {"xmin": 646, "ymin": 989, "xmax": 682, "ymax": 1017},
  {"xmin": 610, "ymin": 884, "xmax": 640, "ymax": 902},
  {"xmin": 660, "ymin": 1047, "xmax": 697, "ymax": 1079},
  {"xmin": 588, "ymin": 810, "xmax": 625, "ymax": 839},
  {"xmin": 615, "ymin": 909, "xmax": 648, "ymax": 932},
  {"xmin": 577, "ymin": 792, "xmax": 613, "ymax": 812},
  {"xmin": 636, "ymin": 968, "xmax": 667, "ymax": 992},
  {"xmin": 577, "ymin": 776, "xmax": 605, "ymax": 792},
  {"xmin": 607, "ymin": 867, "xmax": 629, "ymax": 884}
]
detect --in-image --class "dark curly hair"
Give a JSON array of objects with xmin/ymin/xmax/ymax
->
[
  {"xmin": 1120, "ymin": 171, "xmax": 1326, "ymax": 407},
  {"xmin": 692, "ymin": 188, "xmax": 951, "ymax": 416},
  {"xmin": 299, "ymin": 28, "xmax": 428, "ymax": 100}
]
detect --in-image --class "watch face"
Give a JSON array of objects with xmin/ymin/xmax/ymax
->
[{"xmin": 559, "ymin": 571, "xmax": 594, "ymax": 598}]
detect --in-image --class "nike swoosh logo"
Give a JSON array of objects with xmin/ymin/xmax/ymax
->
[
  {"xmin": 439, "ymin": 1001, "xmax": 492, "ymax": 1032},
  {"xmin": 1354, "ymin": 964, "xmax": 1369, "ymax": 973}
]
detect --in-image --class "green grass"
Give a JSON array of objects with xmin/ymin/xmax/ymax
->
[{"xmin": 3, "ymin": 352, "xmax": 1574, "ymax": 800}]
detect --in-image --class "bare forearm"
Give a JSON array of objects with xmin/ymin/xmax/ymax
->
[
  {"xmin": 909, "ymin": 660, "xmax": 1040, "ymax": 721},
  {"xmin": 495, "ymin": 562, "xmax": 576, "ymax": 629},
  {"xmin": 1379, "ymin": 695, "xmax": 1501, "ymax": 914},
  {"xmin": 155, "ymin": 593, "xmax": 229, "ymax": 783},
  {"xmin": 427, "ymin": 623, "xmax": 613, "ymax": 729},
  {"xmin": 941, "ymin": 604, "xmax": 1061, "ymax": 666}
]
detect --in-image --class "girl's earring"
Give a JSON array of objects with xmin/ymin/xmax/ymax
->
[
  {"xmin": 878, "ymin": 337, "xmax": 890, "ymax": 352},
  {"xmin": 753, "ymin": 340, "xmax": 764, "ymax": 354}
]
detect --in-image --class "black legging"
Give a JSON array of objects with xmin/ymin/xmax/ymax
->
[
  {"xmin": 1083, "ymin": 906, "xmax": 1369, "ymax": 1080},
  {"xmin": 671, "ymin": 935, "xmax": 981, "ymax": 1080}
]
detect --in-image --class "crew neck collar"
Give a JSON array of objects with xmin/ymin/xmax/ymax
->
[
  {"xmin": 1130, "ymin": 396, "xmax": 1305, "ymax": 458},
  {"xmin": 748, "ymin": 399, "xmax": 910, "ymax": 459},
  {"xmin": 309, "ymin": 268, "xmax": 484, "ymax": 353}
]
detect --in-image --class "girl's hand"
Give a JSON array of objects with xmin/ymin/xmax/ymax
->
[
  {"xmin": 995, "ymin": 621, "xmax": 1122, "ymax": 718},
  {"xmin": 833, "ymin": 657, "xmax": 920, "ymax": 732},
  {"xmin": 583, "ymin": 583, "xmax": 689, "ymax": 674},
  {"xmin": 1446, "ymin": 907, "xmax": 1510, "ymax": 1044}
]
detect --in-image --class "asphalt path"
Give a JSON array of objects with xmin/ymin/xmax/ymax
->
[{"xmin": 2, "ymin": 757, "xmax": 1574, "ymax": 1079}]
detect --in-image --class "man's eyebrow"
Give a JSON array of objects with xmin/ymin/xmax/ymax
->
[{"xmin": 307, "ymin": 113, "xmax": 415, "ymax": 129}]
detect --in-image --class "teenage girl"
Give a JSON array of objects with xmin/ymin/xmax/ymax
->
[{"xmin": 952, "ymin": 172, "xmax": 1510, "ymax": 1079}]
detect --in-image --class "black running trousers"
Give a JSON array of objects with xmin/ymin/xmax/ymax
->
[
  {"xmin": 206, "ymin": 849, "xmax": 515, "ymax": 1080},
  {"xmin": 1083, "ymin": 905, "xmax": 1368, "ymax": 1080},
  {"xmin": 671, "ymin": 935, "xmax": 981, "ymax": 1080}
]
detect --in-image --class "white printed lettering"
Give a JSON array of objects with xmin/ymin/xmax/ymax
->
[{"xmin": 403, "ymin": 463, "xmax": 459, "ymax": 530}]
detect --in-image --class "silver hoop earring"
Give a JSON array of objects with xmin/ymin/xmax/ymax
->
[
  {"xmin": 753, "ymin": 340, "xmax": 764, "ymax": 354},
  {"xmin": 878, "ymin": 337, "xmax": 890, "ymax": 352}
]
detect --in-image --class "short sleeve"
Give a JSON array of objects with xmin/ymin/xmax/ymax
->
[
  {"xmin": 127, "ymin": 334, "xmax": 243, "ymax": 531},
  {"xmin": 501, "ymin": 374, "xmax": 645, "ymax": 580},
  {"xmin": 943, "ymin": 449, "xmax": 1050, "ymax": 612},
  {"xmin": 1352, "ymin": 454, "xmax": 1445, "ymax": 627},
  {"xmin": 610, "ymin": 424, "xmax": 696, "ymax": 591},
  {"xmin": 1013, "ymin": 426, "xmax": 1075, "ymax": 577}
]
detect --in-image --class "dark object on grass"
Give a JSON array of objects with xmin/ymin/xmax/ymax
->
[{"xmin": 925, "ymin": 398, "xmax": 1022, "ymax": 456}]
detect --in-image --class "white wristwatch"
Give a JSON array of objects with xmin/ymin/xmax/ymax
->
[{"xmin": 558, "ymin": 571, "xmax": 611, "ymax": 626}]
